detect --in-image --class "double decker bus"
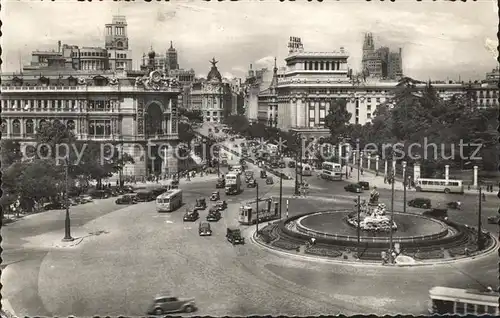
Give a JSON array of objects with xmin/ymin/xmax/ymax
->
[
  {"xmin": 320, "ymin": 162, "xmax": 343, "ymax": 181},
  {"xmin": 415, "ymin": 178, "xmax": 464, "ymax": 194},
  {"xmin": 156, "ymin": 189, "xmax": 183, "ymax": 212},
  {"xmin": 428, "ymin": 286, "xmax": 499, "ymax": 315}
]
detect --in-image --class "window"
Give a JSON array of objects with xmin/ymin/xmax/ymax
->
[
  {"xmin": 455, "ymin": 302, "xmax": 465, "ymax": 314},
  {"xmin": 367, "ymin": 105, "xmax": 371, "ymax": 111},
  {"xmin": 486, "ymin": 305, "xmax": 498, "ymax": 314},
  {"xmin": 367, "ymin": 97, "xmax": 372, "ymax": 102},
  {"xmin": 376, "ymin": 97, "xmax": 380, "ymax": 102},
  {"xmin": 465, "ymin": 303, "xmax": 475, "ymax": 314},
  {"xmin": 12, "ymin": 119, "xmax": 21, "ymax": 136},
  {"xmin": 476, "ymin": 305, "xmax": 485, "ymax": 315},
  {"xmin": 367, "ymin": 113, "xmax": 371, "ymax": 118}
]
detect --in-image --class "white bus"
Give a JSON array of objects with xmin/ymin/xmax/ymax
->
[
  {"xmin": 429, "ymin": 286, "xmax": 499, "ymax": 315},
  {"xmin": 156, "ymin": 189, "xmax": 183, "ymax": 212},
  {"xmin": 415, "ymin": 178, "xmax": 464, "ymax": 194},
  {"xmin": 301, "ymin": 164, "xmax": 312, "ymax": 176},
  {"xmin": 320, "ymin": 162, "xmax": 343, "ymax": 181}
]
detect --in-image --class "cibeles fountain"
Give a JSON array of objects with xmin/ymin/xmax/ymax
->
[{"xmin": 347, "ymin": 187, "xmax": 398, "ymax": 233}]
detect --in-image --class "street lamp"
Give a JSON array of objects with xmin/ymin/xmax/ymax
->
[
  {"xmin": 402, "ymin": 161, "xmax": 407, "ymax": 215},
  {"xmin": 62, "ymin": 159, "xmax": 74, "ymax": 242},
  {"xmin": 356, "ymin": 138, "xmax": 361, "ymax": 259},
  {"xmin": 477, "ymin": 185, "xmax": 484, "ymax": 250},
  {"xmin": 255, "ymin": 181, "xmax": 260, "ymax": 234},
  {"xmin": 389, "ymin": 150, "xmax": 395, "ymax": 259}
]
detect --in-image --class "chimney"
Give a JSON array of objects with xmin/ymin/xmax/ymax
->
[{"xmin": 58, "ymin": 41, "xmax": 61, "ymax": 53}]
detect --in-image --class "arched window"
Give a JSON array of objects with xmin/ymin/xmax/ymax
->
[
  {"xmin": 12, "ymin": 119, "xmax": 21, "ymax": 136},
  {"xmin": 26, "ymin": 119, "xmax": 34, "ymax": 135},
  {"xmin": 1, "ymin": 119, "xmax": 7, "ymax": 135},
  {"xmin": 38, "ymin": 119, "xmax": 48, "ymax": 130},
  {"xmin": 320, "ymin": 62, "xmax": 324, "ymax": 70},
  {"xmin": 89, "ymin": 122, "xmax": 95, "ymax": 135},
  {"xmin": 314, "ymin": 61, "xmax": 319, "ymax": 70},
  {"xmin": 105, "ymin": 122, "xmax": 111, "ymax": 136},
  {"xmin": 53, "ymin": 119, "xmax": 61, "ymax": 127},
  {"xmin": 67, "ymin": 120, "xmax": 75, "ymax": 131}
]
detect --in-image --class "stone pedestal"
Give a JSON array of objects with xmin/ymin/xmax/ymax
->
[
  {"xmin": 352, "ymin": 152, "xmax": 356, "ymax": 165},
  {"xmin": 445, "ymin": 165, "xmax": 449, "ymax": 181},
  {"xmin": 384, "ymin": 160, "xmax": 388, "ymax": 177},
  {"xmin": 375, "ymin": 155, "xmax": 380, "ymax": 172},
  {"xmin": 367, "ymin": 154, "xmax": 371, "ymax": 169},
  {"xmin": 473, "ymin": 165, "xmax": 478, "ymax": 187}
]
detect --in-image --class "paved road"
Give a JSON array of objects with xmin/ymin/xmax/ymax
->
[{"xmin": 3, "ymin": 136, "xmax": 497, "ymax": 316}]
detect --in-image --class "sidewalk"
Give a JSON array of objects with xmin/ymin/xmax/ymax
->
[{"xmin": 347, "ymin": 165, "xmax": 498, "ymax": 196}]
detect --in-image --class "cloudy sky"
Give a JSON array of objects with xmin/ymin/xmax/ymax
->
[{"xmin": 2, "ymin": 0, "xmax": 498, "ymax": 80}]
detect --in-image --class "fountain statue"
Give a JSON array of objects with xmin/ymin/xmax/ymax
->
[{"xmin": 347, "ymin": 189, "xmax": 397, "ymax": 232}]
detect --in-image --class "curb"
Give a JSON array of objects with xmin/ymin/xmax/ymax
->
[{"xmin": 247, "ymin": 223, "xmax": 499, "ymax": 268}]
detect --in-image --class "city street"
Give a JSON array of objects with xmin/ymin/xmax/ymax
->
[{"xmin": 2, "ymin": 170, "xmax": 497, "ymax": 316}]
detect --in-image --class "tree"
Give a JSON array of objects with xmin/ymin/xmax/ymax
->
[
  {"xmin": 179, "ymin": 122, "xmax": 195, "ymax": 145},
  {"xmin": 0, "ymin": 139, "xmax": 23, "ymax": 168},
  {"xmin": 325, "ymin": 98, "xmax": 352, "ymax": 143}
]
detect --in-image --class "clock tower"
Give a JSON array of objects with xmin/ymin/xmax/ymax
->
[{"xmin": 105, "ymin": 15, "xmax": 132, "ymax": 71}]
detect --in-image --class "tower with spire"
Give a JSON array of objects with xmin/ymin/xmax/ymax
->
[{"xmin": 166, "ymin": 41, "xmax": 179, "ymax": 71}]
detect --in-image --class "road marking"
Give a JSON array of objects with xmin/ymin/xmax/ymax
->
[
  {"xmin": 165, "ymin": 220, "xmax": 174, "ymax": 224},
  {"xmin": 184, "ymin": 226, "xmax": 192, "ymax": 230}
]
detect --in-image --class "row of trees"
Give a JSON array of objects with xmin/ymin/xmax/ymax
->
[
  {"xmin": 1, "ymin": 121, "xmax": 134, "ymax": 213},
  {"xmin": 324, "ymin": 78, "xmax": 498, "ymax": 176}
]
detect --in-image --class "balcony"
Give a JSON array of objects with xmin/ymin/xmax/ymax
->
[{"xmin": 1, "ymin": 85, "xmax": 181, "ymax": 94}]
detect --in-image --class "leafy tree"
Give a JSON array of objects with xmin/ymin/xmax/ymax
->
[
  {"xmin": 0, "ymin": 139, "xmax": 23, "ymax": 168},
  {"xmin": 179, "ymin": 122, "xmax": 195, "ymax": 145},
  {"xmin": 325, "ymin": 98, "xmax": 352, "ymax": 143},
  {"xmin": 224, "ymin": 115, "xmax": 250, "ymax": 134}
]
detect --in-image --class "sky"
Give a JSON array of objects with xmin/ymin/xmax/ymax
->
[{"xmin": 1, "ymin": 0, "xmax": 498, "ymax": 81}]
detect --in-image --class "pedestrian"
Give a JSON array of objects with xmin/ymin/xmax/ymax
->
[
  {"xmin": 482, "ymin": 193, "xmax": 486, "ymax": 201},
  {"xmin": 350, "ymin": 166, "xmax": 353, "ymax": 173},
  {"xmin": 468, "ymin": 184, "xmax": 471, "ymax": 190},
  {"xmin": 361, "ymin": 168, "xmax": 364, "ymax": 175}
]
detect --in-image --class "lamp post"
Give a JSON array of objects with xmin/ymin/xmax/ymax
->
[
  {"xmin": 402, "ymin": 161, "xmax": 407, "ymax": 215},
  {"xmin": 389, "ymin": 150, "xmax": 395, "ymax": 258},
  {"xmin": 256, "ymin": 181, "xmax": 260, "ymax": 234},
  {"xmin": 294, "ymin": 133, "xmax": 300, "ymax": 196},
  {"xmin": 477, "ymin": 185, "xmax": 483, "ymax": 250},
  {"xmin": 62, "ymin": 159, "xmax": 74, "ymax": 242},
  {"xmin": 356, "ymin": 138, "xmax": 361, "ymax": 259}
]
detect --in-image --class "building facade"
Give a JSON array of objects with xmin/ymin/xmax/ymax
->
[
  {"xmin": 257, "ymin": 37, "xmax": 498, "ymax": 138},
  {"xmin": 362, "ymin": 33, "xmax": 403, "ymax": 80},
  {"xmin": 1, "ymin": 57, "xmax": 182, "ymax": 177},
  {"xmin": 23, "ymin": 16, "xmax": 132, "ymax": 73}
]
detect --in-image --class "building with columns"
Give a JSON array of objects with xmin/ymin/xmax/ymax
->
[
  {"xmin": 1, "ymin": 50, "xmax": 182, "ymax": 177},
  {"xmin": 257, "ymin": 36, "xmax": 499, "ymax": 139},
  {"xmin": 189, "ymin": 58, "xmax": 233, "ymax": 123}
]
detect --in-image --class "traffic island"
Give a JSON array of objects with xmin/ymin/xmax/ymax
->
[{"xmin": 252, "ymin": 209, "xmax": 497, "ymax": 266}]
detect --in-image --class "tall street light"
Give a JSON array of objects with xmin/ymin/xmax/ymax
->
[
  {"xmin": 477, "ymin": 185, "xmax": 484, "ymax": 250},
  {"xmin": 389, "ymin": 150, "xmax": 395, "ymax": 258},
  {"xmin": 294, "ymin": 133, "xmax": 301, "ymax": 196},
  {"xmin": 255, "ymin": 181, "xmax": 260, "ymax": 234},
  {"xmin": 356, "ymin": 138, "xmax": 361, "ymax": 259},
  {"xmin": 402, "ymin": 161, "xmax": 407, "ymax": 215},
  {"xmin": 62, "ymin": 159, "xmax": 74, "ymax": 242}
]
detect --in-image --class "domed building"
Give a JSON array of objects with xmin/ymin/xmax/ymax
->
[{"xmin": 189, "ymin": 58, "xmax": 233, "ymax": 123}]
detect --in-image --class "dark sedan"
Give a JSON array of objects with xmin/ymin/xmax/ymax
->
[
  {"xmin": 344, "ymin": 184, "xmax": 363, "ymax": 193},
  {"xmin": 408, "ymin": 198, "xmax": 432, "ymax": 209}
]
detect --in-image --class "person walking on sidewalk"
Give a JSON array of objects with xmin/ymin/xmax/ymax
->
[{"xmin": 360, "ymin": 168, "xmax": 364, "ymax": 175}]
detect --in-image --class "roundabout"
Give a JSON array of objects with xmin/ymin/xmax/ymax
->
[{"xmin": 256, "ymin": 190, "xmax": 496, "ymax": 263}]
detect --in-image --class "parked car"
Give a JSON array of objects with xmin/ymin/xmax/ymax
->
[
  {"xmin": 198, "ymin": 222, "xmax": 213, "ymax": 236},
  {"xmin": 146, "ymin": 294, "xmax": 197, "ymax": 315},
  {"xmin": 408, "ymin": 198, "xmax": 432, "ymax": 209},
  {"xmin": 183, "ymin": 209, "xmax": 199, "ymax": 222},
  {"xmin": 210, "ymin": 191, "xmax": 220, "ymax": 201},
  {"xmin": 215, "ymin": 200, "xmax": 227, "ymax": 211},
  {"xmin": 215, "ymin": 178, "xmax": 225, "ymax": 189},
  {"xmin": 68, "ymin": 198, "xmax": 79, "ymax": 206},
  {"xmin": 358, "ymin": 181, "xmax": 370, "ymax": 190},
  {"xmin": 44, "ymin": 202, "xmax": 65, "ymax": 211},
  {"xmin": 344, "ymin": 184, "xmax": 362, "ymax": 193},
  {"xmin": 288, "ymin": 161, "xmax": 296, "ymax": 168},
  {"xmin": 247, "ymin": 178, "xmax": 257, "ymax": 188},
  {"xmin": 79, "ymin": 195, "xmax": 93, "ymax": 204},
  {"xmin": 260, "ymin": 170, "xmax": 267, "ymax": 179},
  {"xmin": 115, "ymin": 195, "xmax": 137, "ymax": 205},
  {"xmin": 89, "ymin": 190, "xmax": 110, "ymax": 199}
]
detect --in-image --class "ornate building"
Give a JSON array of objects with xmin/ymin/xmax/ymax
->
[
  {"xmin": 257, "ymin": 58, "xmax": 279, "ymax": 126},
  {"xmin": 1, "ymin": 49, "xmax": 182, "ymax": 177},
  {"xmin": 189, "ymin": 58, "xmax": 232, "ymax": 123}
]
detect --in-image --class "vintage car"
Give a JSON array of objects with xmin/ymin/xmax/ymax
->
[
  {"xmin": 210, "ymin": 191, "xmax": 220, "ymax": 201},
  {"xmin": 247, "ymin": 178, "xmax": 257, "ymax": 188},
  {"xmin": 423, "ymin": 208, "xmax": 448, "ymax": 220},
  {"xmin": 146, "ymin": 294, "xmax": 197, "ymax": 315},
  {"xmin": 79, "ymin": 195, "xmax": 93, "ymax": 204},
  {"xmin": 215, "ymin": 200, "xmax": 227, "ymax": 211},
  {"xmin": 278, "ymin": 161, "xmax": 286, "ymax": 168},
  {"xmin": 199, "ymin": 222, "xmax": 213, "ymax": 236},
  {"xmin": 487, "ymin": 215, "xmax": 500, "ymax": 224},
  {"xmin": 287, "ymin": 161, "xmax": 296, "ymax": 168},
  {"xmin": 408, "ymin": 198, "xmax": 432, "ymax": 209},
  {"xmin": 44, "ymin": 202, "xmax": 66, "ymax": 211},
  {"xmin": 266, "ymin": 176, "xmax": 274, "ymax": 185},
  {"xmin": 344, "ymin": 184, "xmax": 363, "ymax": 193},
  {"xmin": 206, "ymin": 209, "xmax": 222, "ymax": 222},
  {"xmin": 260, "ymin": 170, "xmax": 267, "ymax": 179},
  {"xmin": 183, "ymin": 209, "xmax": 199, "ymax": 222},
  {"xmin": 226, "ymin": 228, "xmax": 245, "ymax": 245},
  {"xmin": 194, "ymin": 198, "xmax": 207, "ymax": 210},
  {"xmin": 115, "ymin": 195, "xmax": 137, "ymax": 205},
  {"xmin": 358, "ymin": 181, "xmax": 370, "ymax": 190},
  {"xmin": 215, "ymin": 178, "xmax": 225, "ymax": 189},
  {"xmin": 446, "ymin": 201, "xmax": 461, "ymax": 209}
]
